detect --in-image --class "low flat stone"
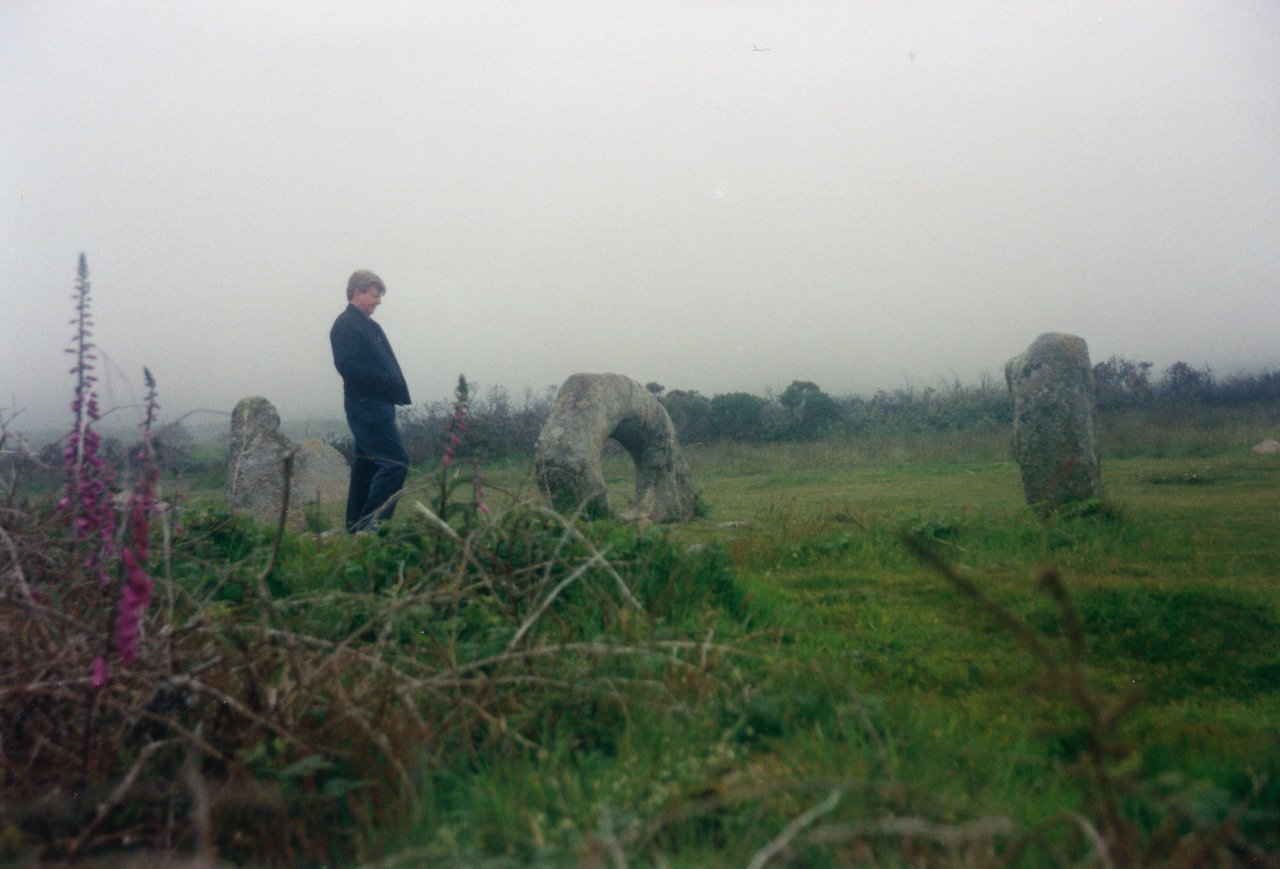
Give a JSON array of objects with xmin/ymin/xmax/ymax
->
[
  {"xmin": 292, "ymin": 438, "xmax": 350, "ymax": 505},
  {"xmin": 226, "ymin": 397, "xmax": 349, "ymax": 530}
]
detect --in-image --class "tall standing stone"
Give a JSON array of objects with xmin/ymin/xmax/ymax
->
[
  {"xmin": 227, "ymin": 397, "xmax": 349, "ymax": 530},
  {"xmin": 1005, "ymin": 333, "xmax": 1102, "ymax": 516}
]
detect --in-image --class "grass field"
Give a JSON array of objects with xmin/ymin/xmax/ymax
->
[
  {"xmin": 369, "ymin": 421, "xmax": 1279, "ymax": 865},
  {"xmin": 7, "ymin": 413, "xmax": 1277, "ymax": 866}
]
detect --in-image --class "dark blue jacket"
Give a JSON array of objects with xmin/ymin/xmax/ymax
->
[{"xmin": 330, "ymin": 304, "xmax": 411, "ymax": 405}]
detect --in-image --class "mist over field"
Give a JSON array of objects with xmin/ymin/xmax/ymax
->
[{"xmin": 4, "ymin": 1, "xmax": 1279, "ymax": 434}]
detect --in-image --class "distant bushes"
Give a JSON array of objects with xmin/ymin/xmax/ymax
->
[
  {"xmin": 1092, "ymin": 355, "xmax": 1156, "ymax": 409},
  {"xmin": 397, "ymin": 383, "xmax": 557, "ymax": 466},
  {"xmin": 651, "ymin": 378, "xmax": 1013, "ymax": 445},
  {"xmin": 1205, "ymin": 367, "xmax": 1280, "ymax": 406},
  {"xmin": 834, "ymin": 378, "xmax": 1013, "ymax": 437},
  {"xmin": 2, "ymin": 422, "xmax": 215, "ymax": 494},
  {"xmin": 1092, "ymin": 355, "xmax": 1280, "ymax": 409},
  {"xmin": 369, "ymin": 360, "xmax": 1280, "ymax": 465}
]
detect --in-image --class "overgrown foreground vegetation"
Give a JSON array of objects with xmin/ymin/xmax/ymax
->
[
  {"xmin": 4, "ymin": 411, "xmax": 1278, "ymax": 866},
  {"xmin": 2, "ymin": 480, "xmax": 748, "ymax": 865},
  {"xmin": 1, "ymin": 259, "xmax": 1275, "ymax": 864}
]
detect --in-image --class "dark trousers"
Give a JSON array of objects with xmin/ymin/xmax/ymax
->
[{"xmin": 344, "ymin": 396, "xmax": 409, "ymax": 531}]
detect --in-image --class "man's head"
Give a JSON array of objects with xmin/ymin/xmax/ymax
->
[{"xmin": 347, "ymin": 270, "xmax": 386, "ymax": 316}]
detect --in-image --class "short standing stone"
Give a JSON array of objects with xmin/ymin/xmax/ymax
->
[
  {"xmin": 1252, "ymin": 439, "xmax": 1280, "ymax": 455},
  {"xmin": 292, "ymin": 439, "xmax": 351, "ymax": 506},
  {"xmin": 1005, "ymin": 334, "xmax": 1102, "ymax": 516},
  {"xmin": 535, "ymin": 373, "xmax": 698, "ymax": 523},
  {"xmin": 226, "ymin": 397, "xmax": 349, "ymax": 530}
]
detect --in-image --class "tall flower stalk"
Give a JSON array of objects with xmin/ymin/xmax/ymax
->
[
  {"xmin": 57, "ymin": 257, "xmax": 158, "ymax": 685},
  {"xmin": 61, "ymin": 253, "xmax": 118, "ymax": 792},
  {"xmin": 59, "ymin": 254, "xmax": 116, "ymax": 583},
  {"xmin": 434, "ymin": 374, "xmax": 470, "ymax": 518},
  {"xmin": 442, "ymin": 374, "xmax": 469, "ymax": 471},
  {"xmin": 432, "ymin": 375, "xmax": 488, "ymax": 542}
]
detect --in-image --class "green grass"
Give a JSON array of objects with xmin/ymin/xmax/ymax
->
[
  {"xmin": 135, "ymin": 417, "xmax": 1280, "ymax": 865},
  {"xmin": 347, "ymin": 426, "xmax": 1280, "ymax": 865}
]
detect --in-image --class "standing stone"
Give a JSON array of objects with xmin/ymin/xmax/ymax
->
[
  {"xmin": 227, "ymin": 397, "xmax": 349, "ymax": 530},
  {"xmin": 535, "ymin": 373, "xmax": 699, "ymax": 523},
  {"xmin": 1005, "ymin": 334, "xmax": 1102, "ymax": 516}
]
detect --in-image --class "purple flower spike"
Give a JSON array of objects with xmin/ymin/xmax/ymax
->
[
  {"xmin": 114, "ymin": 371, "xmax": 160, "ymax": 667},
  {"xmin": 60, "ymin": 255, "xmax": 118, "ymax": 572}
]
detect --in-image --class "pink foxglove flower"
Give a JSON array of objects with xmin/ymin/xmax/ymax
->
[
  {"xmin": 441, "ymin": 375, "xmax": 471, "ymax": 470},
  {"xmin": 114, "ymin": 368, "xmax": 160, "ymax": 667}
]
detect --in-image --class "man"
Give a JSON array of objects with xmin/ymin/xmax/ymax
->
[{"xmin": 330, "ymin": 270, "xmax": 412, "ymax": 532}]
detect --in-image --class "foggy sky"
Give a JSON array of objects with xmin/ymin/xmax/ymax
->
[{"xmin": 4, "ymin": 1, "xmax": 1279, "ymax": 433}]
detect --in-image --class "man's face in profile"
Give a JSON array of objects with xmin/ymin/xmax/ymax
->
[{"xmin": 352, "ymin": 286, "xmax": 383, "ymax": 316}]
